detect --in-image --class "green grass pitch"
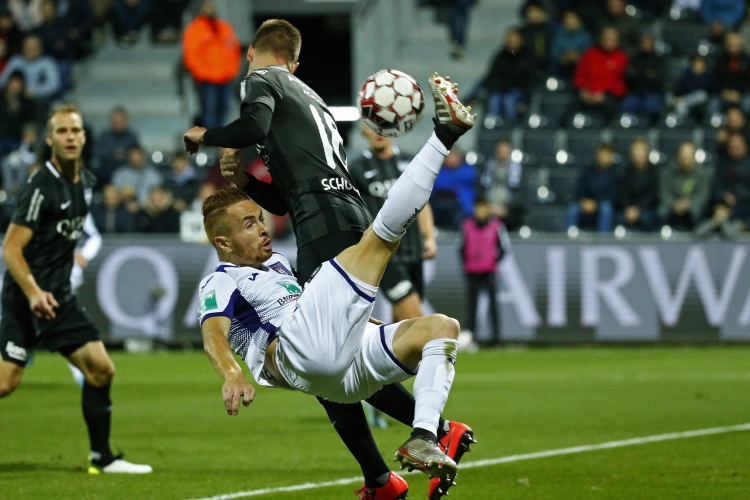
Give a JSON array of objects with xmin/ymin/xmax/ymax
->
[{"xmin": 1, "ymin": 347, "xmax": 749, "ymax": 499}]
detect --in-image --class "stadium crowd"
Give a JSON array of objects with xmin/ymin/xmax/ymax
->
[
  {"xmin": 437, "ymin": 0, "xmax": 750, "ymax": 234},
  {"xmin": 0, "ymin": 0, "xmax": 259, "ymax": 235}
]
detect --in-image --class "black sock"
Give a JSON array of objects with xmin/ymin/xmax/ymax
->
[
  {"xmin": 317, "ymin": 397, "xmax": 390, "ymax": 488},
  {"xmin": 411, "ymin": 427, "xmax": 437, "ymax": 440},
  {"xmin": 365, "ymin": 383, "xmax": 415, "ymax": 427},
  {"xmin": 83, "ymin": 382, "xmax": 113, "ymax": 464}
]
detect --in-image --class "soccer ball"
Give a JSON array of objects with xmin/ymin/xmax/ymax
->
[{"xmin": 358, "ymin": 69, "xmax": 425, "ymax": 138}]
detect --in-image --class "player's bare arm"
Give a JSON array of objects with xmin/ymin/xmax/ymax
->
[
  {"xmin": 418, "ymin": 203, "xmax": 437, "ymax": 259},
  {"xmin": 2, "ymin": 223, "xmax": 59, "ymax": 320},
  {"xmin": 219, "ymin": 149, "xmax": 249, "ymax": 187},
  {"xmin": 201, "ymin": 316, "xmax": 256, "ymax": 416},
  {"xmin": 183, "ymin": 126, "xmax": 207, "ymax": 155}
]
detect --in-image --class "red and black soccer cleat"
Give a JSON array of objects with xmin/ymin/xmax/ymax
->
[
  {"xmin": 427, "ymin": 422, "xmax": 477, "ymax": 499},
  {"xmin": 353, "ymin": 471, "xmax": 409, "ymax": 500}
]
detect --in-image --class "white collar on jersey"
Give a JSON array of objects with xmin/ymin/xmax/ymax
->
[
  {"xmin": 45, "ymin": 161, "xmax": 61, "ymax": 178},
  {"xmin": 362, "ymin": 145, "xmax": 400, "ymax": 159}
]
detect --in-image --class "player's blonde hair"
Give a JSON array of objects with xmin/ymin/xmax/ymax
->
[
  {"xmin": 252, "ymin": 19, "xmax": 301, "ymax": 65},
  {"xmin": 47, "ymin": 103, "xmax": 83, "ymax": 134},
  {"xmin": 202, "ymin": 187, "xmax": 254, "ymax": 249}
]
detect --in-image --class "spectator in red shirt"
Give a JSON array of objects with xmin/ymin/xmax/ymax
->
[{"xmin": 572, "ymin": 26, "xmax": 628, "ymax": 123}]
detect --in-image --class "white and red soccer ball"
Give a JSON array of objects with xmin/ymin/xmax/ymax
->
[{"xmin": 358, "ymin": 69, "xmax": 425, "ymax": 138}]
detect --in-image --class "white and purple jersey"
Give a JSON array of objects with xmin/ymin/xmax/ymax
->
[{"xmin": 198, "ymin": 253, "xmax": 301, "ymax": 387}]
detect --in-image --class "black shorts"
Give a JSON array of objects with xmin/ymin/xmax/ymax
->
[
  {"xmin": 0, "ymin": 292, "xmax": 99, "ymax": 367},
  {"xmin": 380, "ymin": 260, "xmax": 424, "ymax": 304}
]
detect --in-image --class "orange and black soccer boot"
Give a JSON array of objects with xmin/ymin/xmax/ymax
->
[
  {"xmin": 427, "ymin": 421, "xmax": 477, "ymax": 499},
  {"xmin": 353, "ymin": 471, "xmax": 409, "ymax": 500}
]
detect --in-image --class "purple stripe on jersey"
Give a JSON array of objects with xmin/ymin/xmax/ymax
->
[
  {"xmin": 232, "ymin": 290, "xmax": 280, "ymax": 335},
  {"xmin": 327, "ymin": 259, "xmax": 375, "ymax": 303},
  {"xmin": 380, "ymin": 324, "xmax": 416, "ymax": 376}
]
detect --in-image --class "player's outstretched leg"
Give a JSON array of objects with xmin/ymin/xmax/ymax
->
[
  {"xmin": 384, "ymin": 315, "xmax": 461, "ymax": 480},
  {"xmin": 336, "ymin": 73, "xmax": 475, "ymax": 287}
]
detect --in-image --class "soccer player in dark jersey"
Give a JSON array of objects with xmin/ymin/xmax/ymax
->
[
  {"xmin": 0, "ymin": 104, "xmax": 152, "ymax": 475},
  {"xmin": 350, "ymin": 126, "xmax": 437, "ymax": 321},
  {"xmin": 182, "ymin": 19, "xmax": 475, "ymax": 500}
]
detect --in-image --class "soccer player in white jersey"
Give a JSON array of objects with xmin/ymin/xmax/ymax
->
[{"xmin": 199, "ymin": 75, "xmax": 474, "ymax": 493}]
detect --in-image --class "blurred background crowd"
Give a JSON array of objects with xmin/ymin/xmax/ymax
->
[
  {"xmin": 2, "ymin": 0, "xmax": 750, "ymax": 238},
  {"xmin": 442, "ymin": 0, "xmax": 750, "ymax": 237}
]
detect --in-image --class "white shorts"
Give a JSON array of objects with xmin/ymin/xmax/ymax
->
[{"xmin": 275, "ymin": 259, "xmax": 414, "ymax": 403}]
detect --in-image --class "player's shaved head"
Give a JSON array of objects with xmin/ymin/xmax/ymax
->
[
  {"xmin": 252, "ymin": 19, "xmax": 301, "ymax": 65},
  {"xmin": 202, "ymin": 187, "xmax": 255, "ymax": 249}
]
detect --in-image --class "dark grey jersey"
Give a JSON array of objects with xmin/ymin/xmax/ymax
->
[
  {"xmin": 3, "ymin": 162, "xmax": 95, "ymax": 299},
  {"xmin": 349, "ymin": 150, "xmax": 423, "ymax": 264},
  {"xmin": 241, "ymin": 66, "xmax": 371, "ymax": 246}
]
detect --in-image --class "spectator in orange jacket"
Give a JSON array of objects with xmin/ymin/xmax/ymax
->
[
  {"xmin": 571, "ymin": 26, "xmax": 628, "ymax": 123},
  {"xmin": 182, "ymin": 0, "xmax": 240, "ymax": 129}
]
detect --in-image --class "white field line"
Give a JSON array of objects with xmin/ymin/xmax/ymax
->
[{"xmin": 186, "ymin": 422, "xmax": 750, "ymax": 500}]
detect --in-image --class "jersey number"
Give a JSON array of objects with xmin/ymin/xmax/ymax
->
[{"xmin": 310, "ymin": 105, "xmax": 347, "ymax": 171}]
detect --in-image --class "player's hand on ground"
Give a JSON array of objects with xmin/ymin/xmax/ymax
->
[
  {"xmin": 222, "ymin": 374, "xmax": 256, "ymax": 416},
  {"xmin": 183, "ymin": 126, "xmax": 207, "ymax": 155},
  {"xmin": 421, "ymin": 237, "xmax": 438, "ymax": 259},
  {"xmin": 29, "ymin": 290, "xmax": 59, "ymax": 320},
  {"xmin": 219, "ymin": 150, "xmax": 250, "ymax": 188}
]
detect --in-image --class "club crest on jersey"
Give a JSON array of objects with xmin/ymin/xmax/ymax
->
[
  {"xmin": 200, "ymin": 290, "xmax": 218, "ymax": 315},
  {"xmin": 268, "ymin": 261, "xmax": 293, "ymax": 276}
]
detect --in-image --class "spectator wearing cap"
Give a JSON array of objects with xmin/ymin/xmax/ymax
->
[
  {"xmin": 484, "ymin": 27, "xmax": 534, "ymax": 121},
  {"xmin": 713, "ymin": 32, "xmax": 750, "ymax": 112},
  {"xmin": 619, "ymin": 138, "xmax": 660, "ymax": 231},
  {"xmin": 572, "ymin": 26, "xmax": 629, "ymax": 123},
  {"xmin": 549, "ymin": 10, "xmax": 592, "ymax": 80},
  {"xmin": 622, "ymin": 33, "xmax": 666, "ymax": 123},
  {"xmin": 660, "ymin": 141, "xmax": 712, "ymax": 231},
  {"xmin": 567, "ymin": 143, "xmax": 619, "ymax": 232}
]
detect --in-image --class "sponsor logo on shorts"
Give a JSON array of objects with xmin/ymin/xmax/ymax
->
[
  {"xmin": 386, "ymin": 280, "xmax": 413, "ymax": 302},
  {"xmin": 5, "ymin": 341, "xmax": 27, "ymax": 362},
  {"xmin": 200, "ymin": 290, "xmax": 218, "ymax": 315}
]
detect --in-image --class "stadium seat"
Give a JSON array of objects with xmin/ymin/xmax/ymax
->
[
  {"xmin": 547, "ymin": 167, "xmax": 580, "ymax": 206},
  {"xmin": 521, "ymin": 129, "xmax": 560, "ymax": 164},
  {"xmin": 527, "ymin": 206, "xmax": 568, "ymax": 232},
  {"xmin": 701, "ymin": 128, "xmax": 718, "ymax": 153},
  {"xmin": 566, "ymin": 129, "xmax": 604, "ymax": 166},
  {"xmin": 662, "ymin": 21, "xmax": 707, "ymax": 56},
  {"xmin": 538, "ymin": 92, "xmax": 573, "ymax": 128}
]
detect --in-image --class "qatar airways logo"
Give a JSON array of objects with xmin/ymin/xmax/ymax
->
[{"xmin": 56, "ymin": 216, "xmax": 85, "ymax": 241}]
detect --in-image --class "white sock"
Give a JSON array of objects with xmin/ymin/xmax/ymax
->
[
  {"xmin": 373, "ymin": 132, "xmax": 449, "ymax": 242},
  {"xmin": 412, "ymin": 338, "xmax": 458, "ymax": 435}
]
